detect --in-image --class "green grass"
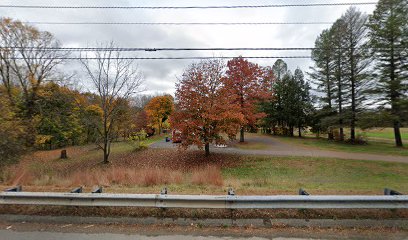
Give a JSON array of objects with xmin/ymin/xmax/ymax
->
[
  {"xmin": 143, "ymin": 134, "xmax": 170, "ymax": 146},
  {"xmin": 365, "ymin": 128, "xmax": 408, "ymax": 140},
  {"xmin": 109, "ymin": 134, "xmax": 169, "ymax": 153},
  {"xmin": 278, "ymin": 136, "xmax": 408, "ymax": 156},
  {"xmin": 305, "ymin": 128, "xmax": 408, "ymax": 142},
  {"xmin": 222, "ymin": 156, "xmax": 408, "ymax": 193}
]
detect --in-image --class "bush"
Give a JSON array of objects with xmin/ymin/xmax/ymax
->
[
  {"xmin": 345, "ymin": 133, "xmax": 368, "ymax": 145},
  {"xmin": 127, "ymin": 130, "xmax": 148, "ymax": 150},
  {"xmin": 332, "ymin": 129, "xmax": 346, "ymax": 141}
]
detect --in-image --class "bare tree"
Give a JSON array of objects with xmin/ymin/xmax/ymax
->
[{"xmin": 79, "ymin": 42, "xmax": 144, "ymax": 164}]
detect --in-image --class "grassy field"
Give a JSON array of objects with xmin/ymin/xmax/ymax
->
[
  {"xmin": 364, "ymin": 128, "xmax": 408, "ymax": 140},
  {"xmin": 1, "ymin": 138, "xmax": 407, "ymax": 195},
  {"xmin": 305, "ymin": 127, "xmax": 408, "ymax": 142},
  {"xmin": 277, "ymin": 135, "xmax": 408, "ymax": 156},
  {"xmin": 223, "ymin": 156, "xmax": 408, "ymax": 194}
]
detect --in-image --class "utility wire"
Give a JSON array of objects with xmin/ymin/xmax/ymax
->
[
  {"xmin": 1, "ymin": 47, "xmax": 399, "ymax": 51},
  {"xmin": 0, "ymin": 2, "xmax": 377, "ymax": 9},
  {"xmin": 9, "ymin": 56, "xmax": 312, "ymax": 60},
  {"xmin": 26, "ymin": 21, "xmax": 334, "ymax": 25},
  {"xmin": 0, "ymin": 47, "xmax": 318, "ymax": 51}
]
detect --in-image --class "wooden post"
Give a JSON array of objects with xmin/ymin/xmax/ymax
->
[{"xmin": 60, "ymin": 149, "xmax": 67, "ymax": 159}]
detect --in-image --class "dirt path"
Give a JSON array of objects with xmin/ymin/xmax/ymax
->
[{"xmin": 151, "ymin": 135, "xmax": 408, "ymax": 164}]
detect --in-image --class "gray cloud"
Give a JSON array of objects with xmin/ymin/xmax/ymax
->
[{"xmin": 1, "ymin": 0, "xmax": 377, "ymax": 94}]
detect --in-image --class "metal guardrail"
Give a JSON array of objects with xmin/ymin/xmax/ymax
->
[{"xmin": 1, "ymin": 188, "xmax": 407, "ymax": 209}]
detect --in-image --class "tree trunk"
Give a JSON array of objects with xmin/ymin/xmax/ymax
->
[
  {"xmin": 350, "ymin": 126, "xmax": 356, "ymax": 142},
  {"xmin": 240, "ymin": 127, "xmax": 245, "ymax": 142},
  {"xmin": 103, "ymin": 148, "xmax": 109, "ymax": 163},
  {"xmin": 60, "ymin": 150, "xmax": 67, "ymax": 159},
  {"xmin": 394, "ymin": 121, "xmax": 403, "ymax": 147},
  {"xmin": 328, "ymin": 129, "xmax": 334, "ymax": 140},
  {"xmin": 24, "ymin": 99, "xmax": 37, "ymax": 146},
  {"xmin": 298, "ymin": 126, "xmax": 302, "ymax": 137},
  {"xmin": 103, "ymin": 150, "xmax": 109, "ymax": 163},
  {"xmin": 103, "ymin": 138, "xmax": 110, "ymax": 164},
  {"xmin": 389, "ymin": 37, "xmax": 402, "ymax": 147},
  {"xmin": 350, "ymin": 45, "xmax": 356, "ymax": 143},
  {"xmin": 205, "ymin": 143, "xmax": 210, "ymax": 156},
  {"xmin": 339, "ymin": 127, "xmax": 344, "ymax": 141},
  {"xmin": 350, "ymin": 93, "xmax": 356, "ymax": 141}
]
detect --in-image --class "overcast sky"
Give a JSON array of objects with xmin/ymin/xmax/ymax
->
[{"xmin": 1, "ymin": 0, "xmax": 378, "ymax": 95}]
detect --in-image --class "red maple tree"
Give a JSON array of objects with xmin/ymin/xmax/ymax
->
[
  {"xmin": 224, "ymin": 57, "xmax": 271, "ymax": 142},
  {"xmin": 170, "ymin": 60, "xmax": 243, "ymax": 156}
]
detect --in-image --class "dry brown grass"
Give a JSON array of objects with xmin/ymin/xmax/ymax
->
[
  {"xmin": 191, "ymin": 165, "xmax": 223, "ymax": 186},
  {"xmin": 67, "ymin": 167, "xmax": 184, "ymax": 187},
  {"xmin": 2, "ymin": 145, "xmax": 237, "ymax": 188}
]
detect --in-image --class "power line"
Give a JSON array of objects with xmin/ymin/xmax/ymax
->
[
  {"xmin": 0, "ymin": 2, "xmax": 377, "ymax": 9},
  {"xmin": 1, "ymin": 47, "xmax": 316, "ymax": 51},
  {"xmin": 9, "ymin": 56, "xmax": 311, "ymax": 60},
  {"xmin": 27, "ymin": 21, "xmax": 334, "ymax": 25},
  {"xmin": 1, "ymin": 47, "xmax": 399, "ymax": 52}
]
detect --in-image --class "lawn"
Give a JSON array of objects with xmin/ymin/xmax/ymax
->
[
  {"xmin": 223, "ymin": 156, "xmax": 408, "ymax": 194},
  {"xmin": 1, "ymin": 139, "xmax": 407, "ymax": 195},
  {"xmin": 277, "ymin": 135, "xmax": 408, "ymax": 156},
  {"xmin": 143, "ymin": 134, "xmax": 170, "ymax": 145},
  {"xmin": 364, "ymin": 128, "xmax": 408, "ymax": 140},
  {"xmin": 304, "ymin": 127, "xmax": 408, "ymax": 142}
]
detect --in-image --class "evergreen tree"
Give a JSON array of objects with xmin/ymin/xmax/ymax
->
[
  {"xmin": 341, "ymin": 7, "xmax": 371, "ymax": 142},
  {"xmin": 271, "ymin": 59, "xmax": 288, "ymax": 129},
  {"xmin": 293, "ymin": 68, "xmax": 314, "ymax": 137},
  {"xmin": 263, "ymin": 61, "xmax": 314, "ymax": 137},
  {"xmin": 330, "ymin": 19, "xmax": 348, "ymax": 141},
  {"xmin": 367, "ymin": 0, "xmax": 408, "ymax": 147},
  {"xmin": 309, "ymin": 29, "xmax": 336, "ymax": 139}
]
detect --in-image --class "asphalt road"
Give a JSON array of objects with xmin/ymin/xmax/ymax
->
[
  {"xmin": 0, "ymin": 231, "xmax": 274, "ymax": 240},
  {"xmin": 151, "ymin": 134, "xmax": 408, "ymax": 163},
  {"xmin": 1, "ymin": 220, "xmax": 407, "ymax": 240}
]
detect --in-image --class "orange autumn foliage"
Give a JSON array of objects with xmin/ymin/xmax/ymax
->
[
  {"xmin": 170, "ymin": 60, "xmax": 243, "ymax": 156},
  {"xmin": 225, "ymin": 57, "xmax": 272, "ymax": 131},
  {"xmin": 145, "ymin": 95, "xmax": 174, "ymax": 133}
]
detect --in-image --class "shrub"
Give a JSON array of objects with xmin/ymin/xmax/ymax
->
[
  {"xmin": 127, "ymin": 130, "xmax": 148, "ymax": 150},
  {"xmin": 345, "ymin": 133, "xmax": 368, "ymax": 145}
]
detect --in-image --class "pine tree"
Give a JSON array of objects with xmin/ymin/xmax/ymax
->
[
  {"xmin": 330, "ymin": 19, "xmax": 348, "ymax": 141},
  {"xmin": 341, "ymin": 7, "xmax": 371, "ymax": 142},
  {"xmin": 293, "ymin": 68, "xmax": 313, "ymax": 137},
  {"xmin": 367, "ymin": 0, "xmax": 408, "ymax": 147},
  {"xmin": 309, "ymin": 29, "xmax": 336, "ymax": 139}
]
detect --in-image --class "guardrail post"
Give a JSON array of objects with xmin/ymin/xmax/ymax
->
[
  {"xmin": 299, "ymin": 188, "xmax": 310, "ymax": 196},
  {"xmin": 226, "ymin": 188, "xmax": 236, "ymax": 225},
  {"xmin": 70, "ymin": 187, "xmax": 83, "ymax": 193},
  {"xmin": 159, "ymin": 187, "xmax": 168, "ymax": 216},
  {"xmin": 92, "ymin": 186, "xmax": 102, "ymax": 193},
  {"xmin": 228, "ymin": 188, "xmax": 235, "ymax": 196},
  {"xmin": 4, "ymin": 186, "xmax": 22, "ymax": 192},
  {"xmin": 161, "ymin": 187, "xmax": 168, "ymax": 195},
  {"xmin": 384, "ymin": 188, "xmax": 403, "ymax": 195}
]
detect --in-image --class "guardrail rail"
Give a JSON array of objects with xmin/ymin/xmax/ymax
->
[{"xmin": 1, "ymin": 186, "xmax": 407, "ymax": 209}]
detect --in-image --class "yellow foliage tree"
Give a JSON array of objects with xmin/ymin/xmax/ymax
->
[{"xmin": 145, "ymin": 95, "xmax": 174, "ymax": 134}]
